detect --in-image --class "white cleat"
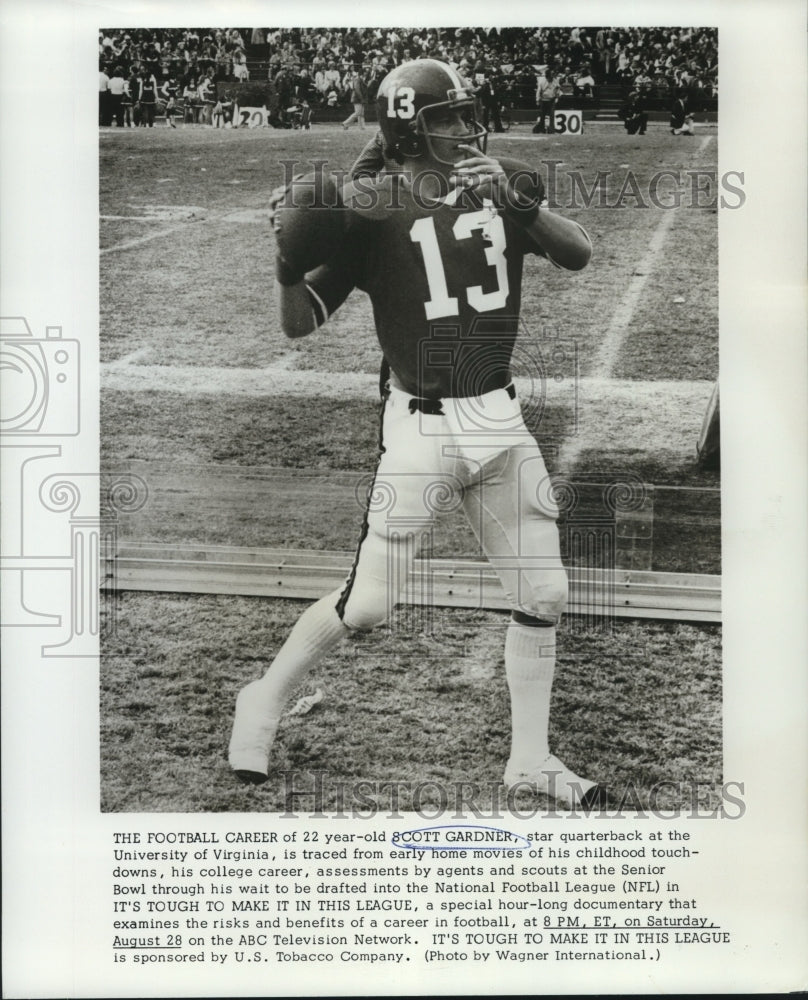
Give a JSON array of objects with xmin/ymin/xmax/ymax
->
[
  {"xmin": 503, "ymin": 753, "xmax": 610, "ymax": 808},
  {"xmin": 228, "ymin": 681, "xmax": 280, "ymax": 784}
]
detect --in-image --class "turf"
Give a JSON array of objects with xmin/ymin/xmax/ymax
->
[
  {"xmin": 99, "ymin": 121, "xmax": 721, "ymax": 812},
  {"xmin": 101, "ymin": 592, "xmax": 721, "ymax": 814},
  {"xmin": 100, "ymin": 124, "xmax": 717, "ymax": 378}
]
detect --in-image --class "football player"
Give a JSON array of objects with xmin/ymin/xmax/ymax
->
[{"xmin": 229, "ymin": 58, "xmax": 606, "ymax": 808}]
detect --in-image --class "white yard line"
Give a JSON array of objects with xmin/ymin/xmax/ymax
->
[
  {"xmin": 101, "ymin": 362, "xmax": 713, "ymax": 459},
  {"xmin": 556, "ymin": 135, "xmax": 713, "ymax": 471},
  {"xmin": 100, "ymin": 223, "xmax": 194, "ymax": 255},
  {"xmin": 102, "ymin": 360, "xmax": 708, "ymax": 402}
]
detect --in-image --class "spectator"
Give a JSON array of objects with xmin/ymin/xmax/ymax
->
[
  {"xmin": 232, "ymin": 47, "xmax": 249, "ymax": 82},
  {"xmin": 323, "ymin": 60, "xmax": 341, "ymax": 92},
  {"xmin": 198, "ymin": 71, "xmax": 216, "ymax": 125},
  {"xmin": 670, "ymin": 88, "xmax": 695, "ymax": 135},
  {"xmin": 342, "ymin": 70, "xmax": 368, "ymax": 129},
  {"xmin": 619, "ymin": 89, "xmax": 648, "ymax": 135},
  {"xmin": 127, "ymin": 67, "xmax": 143, "ymax": 126},
  {"xmin": 106, "ymin": 66, "xmax": 127, "ymax": 126},
  {"xmin": 161, "ymin": 75, "xmax": 180, "ymax": 128},
  {"xmin": 212, "ymin": 92, "xmax": 233, "ymax": 128},
  {"xmin": 574, "ymin": 65, "xmax": 596, "ymax": 98},
  {"xmin": 633, "ymin": 68, "xmax": 653, "ymax": 97},
  {"xmin": 137, "ymin": 68, "xmax": 159, "ymax": 127},
  {"xmin": 274, "ymin": 66, "xmax": 294, "ymax": 119},
  {"xmin": 99, "ymin": 63, "xmax": 111, "ymax": 125},
  {"xmin": 182, "ymin": 77, "xmax": 199, "ymax": 124},
  {"xmin": 95, "ymin": 25, "xmax": 718, "ymax": 123},
  {"xmin": 476, "ymin": 65, "xmax": 505, "ymax": 133},
  {"xmin": 533, "ymin": 66, "xmax": 563, "ymax": 134},
  {"xmin": 120, "ymin": 73, "xmax": 135, "ymax": 127}
]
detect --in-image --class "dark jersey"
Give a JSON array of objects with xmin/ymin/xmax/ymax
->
[
  {"xmin": 139, "ymin": 77, "xmax": 157, "ymax": 103},
  {"xmin": 306, "ymin": 157, "xmax": 546, "ymax": 398}
]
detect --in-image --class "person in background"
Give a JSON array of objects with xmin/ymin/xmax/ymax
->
[
  {"xmin": 198, "ymin": 70, "xmax": 216, "ymax": 125},
  {"xmin": 233, "ymin": 47, "xmax": 249, "ymax": 82},
  {"xmin": 127, "ymin": 67, "xmax": 143, "ymax": 126},
  {"xmin": 212, "ymin": 92, "xmax": 233, "ymax": 128},
  {"xmin": 182, "ymin": 77, "xmax": 199, "ymax": 124},
  {"xmin": 670, "ymin": 88, "xmax": 695, "ymax": 135},
  {"xmin": 121, "ymin": 73, "xmax": 135, "ymax": 127},
  {"xmin": 342, "ymin": 69, "xmax": 368, "ymax": 129},
  {"xmin": 476, "ymin": 65, "xmax": 505, "ymax": 133},
  {"xmin": 107, "ymin": 66, "xmax": 127, "ymax": 126},
  {"xmin": 161, "ymin": 75, "xmax": 180, "ymax": 128},
  {"xmin": 619, "ymin": 89, "xmax": 648, "ymax": 135},
  {"xmin": 137, "ymin": 68, "xmax": 159, "ymax": 127},
  {"xmin": 99, "ymin": 63, "xmax": 111, "ymax": 125},
  {"xmin": 573, "ymin": 64, "xmax": 596, "ymax": 98},
  {"xmin": 532, "ymin": 66, "xmax": 563, "ymax": 134}
]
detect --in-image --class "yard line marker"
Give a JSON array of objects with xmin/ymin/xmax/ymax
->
[
  {"xmin": 100, "ymin": 223, "xmax": 193, "ymax": 255},
  {"xmin": 101, "ymin": 360, "xmax": 713, "ymax": 461},
  {"xmin": 101, "ymin": 361, "xmax": 709, "ymax": 401}
]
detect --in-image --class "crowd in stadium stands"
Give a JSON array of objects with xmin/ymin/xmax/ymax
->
[{"xmin": 99, "ymin": 26, "xmax": 717, "ymax": 126}]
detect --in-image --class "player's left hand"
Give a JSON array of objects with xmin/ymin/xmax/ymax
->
[{"xmin": 450, "ymin": 145, "xmax": 507, "ymax": 201}]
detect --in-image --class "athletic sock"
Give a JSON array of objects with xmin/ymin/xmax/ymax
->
[
  {"xmin": 503, "ymin": 619, "xmax": 598, "ymax": 804},
  {"xmin": 246, "ymin": 589, "xmax": 349, "ymax": 720},
  {"xmin": 504, "ymin": 619, "xmax": 556, "ymax": 770}
]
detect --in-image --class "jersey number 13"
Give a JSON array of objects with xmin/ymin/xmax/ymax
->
[{"xmin": 410, "ymin": 210, "xmax": 509, "ymax": 320}]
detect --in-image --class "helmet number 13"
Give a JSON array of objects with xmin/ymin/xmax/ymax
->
[
  {"xmin": 410, "ymin": 211, "xmax": 509, "ymax": 319},
  {"xmin": 387, "ymin": 85, "xmax": 416, "ymax": 119}
]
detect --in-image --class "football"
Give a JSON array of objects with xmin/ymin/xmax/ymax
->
[{"xmin": 273, "ymin": 168, "xmax": 346, "ymax": 276}]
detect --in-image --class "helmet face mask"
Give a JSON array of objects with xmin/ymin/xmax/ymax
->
[
  {"xmin": 376, "ymin": 59, "xmax": 489, "ymax": 166},
  {"xmin": 415, "ymin": 97, "xmax": 488, "ymax": 165}
]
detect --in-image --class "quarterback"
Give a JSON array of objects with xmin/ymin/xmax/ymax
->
[{"xmin": 229, "ymin": 59, "xmax": 604, "ymax": 808}]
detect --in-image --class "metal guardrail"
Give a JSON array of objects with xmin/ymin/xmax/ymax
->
[{"xmin": 105, "ymin": 542, "xmax": 721, "ymax": 622}]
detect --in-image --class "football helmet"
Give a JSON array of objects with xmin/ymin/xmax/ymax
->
[{"xmin": 375, "ymin": 58, "xmax": 488, "ymax": 164}]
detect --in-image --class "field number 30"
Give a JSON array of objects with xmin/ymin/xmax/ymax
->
[{"xmin": 553, "ymin": 110, "xmax": 583, "ymax": 134}]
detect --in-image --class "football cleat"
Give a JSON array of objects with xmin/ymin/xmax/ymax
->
[
  {"xmin": 228, "ymin": 681, "xmax": 280, "ymax": 784},
  {"xmin": 503, "ymin": 753, "xmax": 611, "ymax": 809}
]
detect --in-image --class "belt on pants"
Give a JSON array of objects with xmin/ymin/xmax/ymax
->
[{"xmin": 404, "ymin": 382, "xmax": 516, "ymax": 416}]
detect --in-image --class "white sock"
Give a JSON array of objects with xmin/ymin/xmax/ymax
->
[
  {"xmin": 503, "ymin": 620, "xmax": 599, "ymax": 804},
  {"xmin": 248, "ymin": 589, "xmax": 348, "ymax": 720},
  {"xmin": 504, "ymin": 620, "xmax": 556, "ymax": 771}
]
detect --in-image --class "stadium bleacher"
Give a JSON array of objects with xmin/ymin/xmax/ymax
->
[{"xmin": 99, "ymin": 26, "xmax": 718, "ymax": 125}]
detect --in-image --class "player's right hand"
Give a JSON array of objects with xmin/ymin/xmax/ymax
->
[{"xmin": 268, "ymin": 181, "xmax": 292, "ymax": 229}]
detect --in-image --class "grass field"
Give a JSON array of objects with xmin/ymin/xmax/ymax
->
[{"xmin": 100, "ymin": 120, "xmax": 721, "ymax": 813}]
